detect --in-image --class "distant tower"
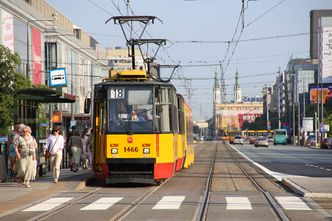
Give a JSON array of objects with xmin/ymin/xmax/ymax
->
[
  {"xmin": 220, "ymin": 65, "xmax": 226, "ymax": 103},
  {"xmin": 234, "ymin": 69, "xmax": 242, "ymax": 103},
  {"xmin": 214, "ymin": 71, "xmax": 221, "ymax": 104}
]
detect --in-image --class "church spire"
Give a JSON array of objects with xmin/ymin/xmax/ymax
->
[
  {"xmin": 214, "ymin": 71, "xmax": 221, "ymax": 104},
  {"xmin": 234, "ymin": 69, "xmax": 242, "ymax": 103}
]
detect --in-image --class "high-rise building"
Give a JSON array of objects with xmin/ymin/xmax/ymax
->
[{"xmin": 310, "ymin": 10, "xmax": 332, "ymax": 60}]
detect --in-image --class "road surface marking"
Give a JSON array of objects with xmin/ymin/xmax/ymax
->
[
  {"xmin": 326, "ymin": 169, "xmax": 331, "ymax": 171},
  {"xmin": 23, "ymin": 197, "xmax": 73, "ymax": 211},
  {"xmin": 320, "ymin": 167, "xmax": 325, "ymax": 170},
  {"xmin": 80, "ymin": 197, "xmax": 123, "ymax": 210},
  {"xmin": 153, "ymin": 196, "xmax": 185, "ymax": 209},
  {"xmin": 275, "ymin": 196, "xmax": 311, "ymax": 210},
  {"xmin": 226, "ymin": 197, "xmax": 252, "ymax": 210}
]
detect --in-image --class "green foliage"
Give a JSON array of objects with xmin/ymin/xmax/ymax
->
[{"xmin": 0, "ymin": 45, "xmax": 31, "ymax": 135}]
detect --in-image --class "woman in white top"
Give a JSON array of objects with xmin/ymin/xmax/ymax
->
[{"xmin": 45, "ymin": 126, "xmax": 65, "ymax": 183}]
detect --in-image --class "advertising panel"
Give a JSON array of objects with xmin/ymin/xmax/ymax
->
[
  {"xmin": 32, "ymin": 27, "xmax": 42, "ymax": 85},
  {"xmin": 1, "ymin": 10, "xmax": 14, "ymax": 52},
  {"xmin": 238, "ymin": 113, "xmax": 262, "ymax": 128},
  {"xmin": 309, "ymin": 83, "xmax": 332, "ymax": 104},
  {"xmin": 217, "ymin": 114, "xmax": 239, "ymax": 130},
  {"xmin": 318, "ymin": 24, "xmax": 332, "ymax": 83},
  {"xmin": 302, "ymin": 117, "xmax": 313, "ymax": 132}
]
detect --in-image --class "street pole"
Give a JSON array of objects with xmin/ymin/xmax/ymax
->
[
  {"xmin": 71, "ymin": 49, "xmax": 74, "ymax": 129},
  {"xmin": 278, "ymin": 76, "xmax": 281, "ymax": 129},
  {"xmin": 292, "ymin": 74, "xmax": 296, "ymax": 145}
]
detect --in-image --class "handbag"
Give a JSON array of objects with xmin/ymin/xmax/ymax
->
[{"xmin": 46, "ymin": 136, "xmax": 59, "ymax": 158}]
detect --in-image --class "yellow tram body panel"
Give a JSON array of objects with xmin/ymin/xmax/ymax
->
[
  {"xmin": 105, "ymin": 134, "xmax": 176, "ymax": 163},
  {"xmin": 96, "ymin": 133, "xmax": 179, "ymax": 183}
]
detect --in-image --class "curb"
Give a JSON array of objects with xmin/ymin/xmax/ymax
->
[{"xmin": 282, "ymin": 178, "xmax": 332, "ymax": 198}]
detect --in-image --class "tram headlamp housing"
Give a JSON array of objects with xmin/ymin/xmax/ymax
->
[
  {"xmin": 143, "ymin": 148, "xmax": 150, "ymax": 154},
  {"xmin": 111, "ymin": 148, "xmax": 118, "ymax": 154}
]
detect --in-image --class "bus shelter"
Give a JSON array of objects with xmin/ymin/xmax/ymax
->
[{"xmin": 13, "ymin": 87, "xmax": 76, "ymax": 176}]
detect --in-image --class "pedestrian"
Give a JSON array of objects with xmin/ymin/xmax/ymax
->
[
  {"xmin": 66, "ymin": 126, "xmax": 75, "ymax": 171},
  {"xmin": 68, "ymin": 130, "xmax": 83, "ymax": 172},
  {"xmin": 81, "ymin": 130, "xmax": 89, "ymax": 169},
  {"xmin": 87, "ymin": 128, "xmax": 93, "ymax": 165},
  {"xmin": 7, "ymin": 125, "xmax": 21, "ymax": 180},
  {"xmin": 14, "ymin": 125, "xmax": 37, "ymax": 188},
  {"xmin": 45, "ymin": 126, "xmax": 65, "ymax": 183}
]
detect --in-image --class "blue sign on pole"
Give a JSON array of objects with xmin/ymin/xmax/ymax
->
[{"xmin": 49, "ymin": 68, "xmax": 67, "ymax": 87}]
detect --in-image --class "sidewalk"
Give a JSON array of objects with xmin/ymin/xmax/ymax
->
[
  {"xmin": 0, "ymin": 168, "xmax": 93, "ymax": 217},
  {"xmin": 282, "ymin": 177, "xmax": 332, "ymax": 198}
]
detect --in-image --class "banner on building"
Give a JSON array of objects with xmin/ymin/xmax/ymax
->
[
  {"xmin": 1, "ymin": 10, "xmax": 14, "ymax": 52},
  {"xmin": 309, "ymin": 83, "xmax": 332, "ymax": 104},
  {"xmin": 318, "ymin": 22, "xmax": 332, "ymax": 83},
  {"xmin": 32, "ymin": 27, "xmax": 42, "ymax": 85},
  {"xmin": 238, "ymin": 113, "xmax": 262, "ymax": 128}
]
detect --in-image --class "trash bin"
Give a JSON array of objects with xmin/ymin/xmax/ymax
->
[
  {"xmin": 0, "ymin": 139, "xmax": 8, "ymax": 182},
  {"xmin": 37, "ymin": 139, "xmax": 48, "ymax": 177}
]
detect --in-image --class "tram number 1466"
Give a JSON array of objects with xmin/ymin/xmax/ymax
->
[{"xmin": 124, "ymin": 147, "xmax": 138, "ymax": 152}]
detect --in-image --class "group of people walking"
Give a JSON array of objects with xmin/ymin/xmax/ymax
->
[
  {"xmin": 67, "ymin": 128, "xmax": 92, "ymax": 172},
  {"xmin": 5, "ymin": 125, "xmax": 92, "ymax": 188},
  {"xmin": 7, "ymin": 124, "xmax": 38, "ymax": 188}
]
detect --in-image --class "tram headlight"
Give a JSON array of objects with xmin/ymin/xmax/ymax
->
[
  {"xmin": 143, "ymin": 148, "xmax": 150, "ymax": 154},
  {"xmin": 111, "ymin": 148, "xmax": 118, "ymax": 154}
]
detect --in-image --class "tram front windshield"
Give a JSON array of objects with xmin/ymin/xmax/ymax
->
[{"xmin": 107, "ymin": 87, "xmax": 153, "ymax": 133}]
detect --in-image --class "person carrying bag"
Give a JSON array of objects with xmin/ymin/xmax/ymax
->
[{"xmin": 45, "ymin": 127, "xmax": 64, "ymax": 183}]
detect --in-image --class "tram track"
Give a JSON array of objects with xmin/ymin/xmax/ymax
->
[
  {"xmin": 109, "ymin": 177, "xmax": 171, "ymax": 221},
  {"xmin": 25, "ymin": 177, "xmax": 172, "ymax": 221},
  {"xmin": 195, "ymin": 142, "xmax": 290, "ymax": 221},
  {"xmin": 226, "ymin": 144, "xmax": 289, "ymax": 221}
]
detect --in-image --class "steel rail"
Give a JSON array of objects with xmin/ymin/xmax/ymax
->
[
  {"xmin": 109, "ymin": 177, "xmax": 171, "ymax": 221},
  {"xmin": 194, "ymin": 142, "xmax": 219, "ymax": 221},
  {"xmin": 28, "ymin": 187, "xmax": 104, "ymax": 221},
  {"xmin": 28, "ymin": 178, "xmax": 171, "ymax": 221},
  {"xmin": 226, "ymin": 144, "xmax": 290, "ymax": 221}
]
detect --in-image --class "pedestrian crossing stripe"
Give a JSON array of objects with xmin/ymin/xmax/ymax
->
[
  {"xmin": 22, "ymin": 195, "xmax": 312, "ymax": 212},
  {"xmin": 80, "ymin": 197, "xmax": 123, "ymax": 210},
  {"xmin": 226, "ymin": 197, "xmax": 252, "ymax": 210},
  {"xmin": 275, "ymin": 196, "xmax": 311, "ymax": 210},
  {"xmin": 152, "ymin": 196, "xmax": 185, "ymax": 210},
  {"xmin": 23, "ymin": 197, "xmax": 73, "ymax": 212}
]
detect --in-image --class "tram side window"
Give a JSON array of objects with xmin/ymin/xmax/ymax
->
[
  {"xmin": 100, "ymin": 100, "xmax": 107, "ymax": 133},
  {"xmin": 155, "ymin": 88, "xmax": 171, "ymax": 133},
  {"xmin": 178, "ymin": 98, "xmax": 184, "ymax": 134},
  {"xmin": 172, "ymin": 92, "xmax": 179, "ymax": 133}
]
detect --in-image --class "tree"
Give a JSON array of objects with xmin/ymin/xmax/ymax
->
[{"xmin": 0, "ymin": 45, "xmax": 31, "ymax": 134}]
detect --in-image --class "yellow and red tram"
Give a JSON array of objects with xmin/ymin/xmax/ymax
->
[{"xmin": 92, "ymin": 70, "xmax": 194, "ymax": 184}]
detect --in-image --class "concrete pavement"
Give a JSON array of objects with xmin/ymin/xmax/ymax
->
[
  {"xmin": 282, "ymin": 177, "xmax": 332, "ymax": 198},
  {"xmin": 0, "ymin": 168, "xmax": 93, "ymax": 218}
]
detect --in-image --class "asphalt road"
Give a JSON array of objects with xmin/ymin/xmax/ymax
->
[{"xmin": 231, "ymin": 142, "xmax": 332, "ymax": 177}]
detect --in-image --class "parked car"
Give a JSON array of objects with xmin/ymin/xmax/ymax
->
[
  {"xmin": 321, "ymin": 138, "xmax": 332, "ymax": 149},
  {"xmin": 249, "ymin": 136, "xmax": 257, "ymax": 144},
  {"xmin": 268, "ymin": 136, "xmax": 274, "ymax": 143},
  {"xmin": 233, "ymin": 136, "xmax": 244, "ymax": 145},
  {"xmin": 328, "ymin": 138, "xmax": 332, "ymax": 149},
  {"xmin": 254, "ymin": 136, "xmax": 269, "ymax": 147},
  {"xmin": 306, "ymin": 135, "xmax": 316, "ymax": 146}
]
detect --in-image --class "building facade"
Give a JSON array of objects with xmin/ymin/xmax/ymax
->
[{"xmin": 0, "ymin": 0, "xmax": 108, "ymax": 134}]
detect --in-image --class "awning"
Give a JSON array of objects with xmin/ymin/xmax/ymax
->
[{"xmin": 16, "ymin": 88, "xmax": 76, "ymax": 103}]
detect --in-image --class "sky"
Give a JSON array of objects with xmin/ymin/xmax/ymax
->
[{"xmin": 47, "ymin": 0, "xmax": 332, "ymax": 120}]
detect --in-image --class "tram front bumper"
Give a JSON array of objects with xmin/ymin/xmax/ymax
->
[{"xmin": 106, "ymin": 158, "xmax": 156, "ymax": 184}]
